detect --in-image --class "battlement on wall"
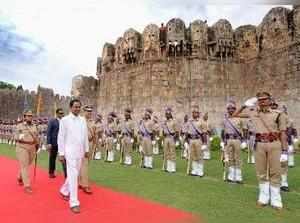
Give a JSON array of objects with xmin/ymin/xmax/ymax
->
[
  {"xmin": 97, "ymin": 6, "xmax": 299, "ymax": 77},
  {"xmin": 0, "ymin": 86, "xmax": 70, "ymax": 120},
  {"xmin": 90, "ymin": 6, "xmax": 300, "ymax": 130}
]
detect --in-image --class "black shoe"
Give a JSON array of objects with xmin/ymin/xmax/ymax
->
[
  {"xmin": 70, "ymin": 206, "xmax": 80, "ymax": 214},
  {"xmin": 49, "ymin": 173, "xmax": 56, "ymax": 178},
  {"xmin": 280, "ymin": 186, "xmax": 289, "ymax": 192},
  {"xmin": 226, "ymin": 179, "xmax": 236, "ymax": 184}
]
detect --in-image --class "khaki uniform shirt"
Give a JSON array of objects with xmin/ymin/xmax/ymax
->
[
  {"xmin": 241, "ymin": 108, "xmax": 287, "ymax": 134},
  {"xmin": 222, "ymin": 116, "xmax": 244, "ymax": 136},
  {"xmin": 121, "ymin": 119, "xmax": 135, "ymax": 137},
  {"xmin": 140, "ymin": 119, "xmax": 154, "ymax": 138},
  {"xmin": 86, "ymin": 119, "xmax": 97, "ymax": 144},
  {"xmin": 105, "ymin": 121, "xmax": 117, "ymax": 137},
  {"xmin": 161, "ymin": 118, "xmax": 178, "ymax": 137},
  {"xmin": 187, "ymin": 118, "xmax": 207, "ymax": 136},
  {"xmin": 15, "ymin": 122, "xmax": 39, "ymax": 150}
]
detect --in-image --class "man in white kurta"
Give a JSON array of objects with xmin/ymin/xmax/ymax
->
[{"xmin": 57, "ymin": 99, "xmax": 89, "ymax": 213}]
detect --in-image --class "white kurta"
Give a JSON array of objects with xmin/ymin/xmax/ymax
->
[{"xmin": 58, "ymin": 113, "xmax": 89, "ymax": 207}]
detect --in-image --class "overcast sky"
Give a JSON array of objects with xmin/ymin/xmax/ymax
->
[{"xmin": 0, "ymin": 0, "xmax": 293, "ymax": 95}]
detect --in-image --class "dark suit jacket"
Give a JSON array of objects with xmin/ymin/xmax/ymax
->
[{"xmin": 47, "ymin": 118, "xmax": 59, "ymax": 147}]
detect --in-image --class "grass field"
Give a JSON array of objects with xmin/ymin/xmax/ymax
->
[{"xmin": 1, "ymin": 143, "xmax": 300, "ymax": 223}]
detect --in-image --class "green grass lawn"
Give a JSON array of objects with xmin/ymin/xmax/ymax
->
[{"xmin": 1, "ymin": 143, "xmax": 300, "ymax": 223}]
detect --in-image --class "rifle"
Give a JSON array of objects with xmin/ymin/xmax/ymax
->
[
  {"xmin": 186, "ymin": 144, "xmax": 191, "ymax": 175},
  {"xmin": 220, "ymin": 149, "xmax": 227, "ymax": 181},
  {"xmin": 162, "ymin": 140, "xmax": 166, "ymax": 171},
  {"xmin": 139, "ymin": 150, "xmax": 144, "ymax": 168},
  {"xmin": 119, "ymin": 140, "xmax": 124, "ymax": 164}
]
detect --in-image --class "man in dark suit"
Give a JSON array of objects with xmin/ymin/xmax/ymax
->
[{"xmin": 47, "ymin": 108, "xmax": 67, "ymax": 178}]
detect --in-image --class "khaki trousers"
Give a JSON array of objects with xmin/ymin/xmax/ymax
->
[
  {"xmin": 141, "ymin": 137, "xmax": 153, "ymax": 156},
  {"xmin": 16, "ymin": 146, "xmax": 35, "ymax": 187},
  {"xmin": 79, "ymin": 142, "xmax": 95, "ymax": 187},
  {"xmin": 225, "ymin": 139, "xmax": 241, "ymax": 168},
  {"xmin": 105, "ymin": 137, "xmax": 114, "ymax": 152},
  {"xmin": 189, "ymin": 139, "xmax": 202, "ymax": 162},
  {"xmin": 121, "ymin": 136, "xmax": 133, "ymax": 156},
  {"xmin": 96, "ymin": 138, "xmax": 105, "ymax": 155},
  {"xmin": 281, "ymin": 160, "xmax": 288, "ymax": 175},
  {"xmin": 255, "ymin": 141, "xmax": 281, "ymax": 187},
  {"xmin": 163, "ymin": 137, "xmax": 176, "ymax": 161}
]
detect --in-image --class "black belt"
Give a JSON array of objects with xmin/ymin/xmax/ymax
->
[
  {"xmin": 190, "ymin": 135, "xmax": 201, "ymax": 140},
  {"xmin": 226, "ymin": 134, "xmax": 239, "ymax": 140},
  {"xmin": 123, "ymin": 133, "xmax": 132, "ymax": 137}
]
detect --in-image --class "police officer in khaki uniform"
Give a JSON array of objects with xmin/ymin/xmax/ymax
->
[
  {"xmin": 152, "ymin": 116, "xmax": 160, "ymax": 155},
  {"xmin": 202, "ymin": 112, "xmax": 213, "ymax": 160},
  {"xmin": 79, "ymin": 105, "xmax": 96, "ymax": 194},
  {"xmin": 275, "ymin": 104, "xmax": 291, "ymax": 192},
  {"xmin": 94, "ymin": 114, "xmax": 104, "ymax": 160},
  {"xmin": 138, "ymin": 108, "xmax": 155, "ymax": 169},
  {"xmin": 161, "ymin": 107, "xmax": 179, "ymax": 173},
  {"xmin": 115, "ymin": 117, "xmax": 122, "ymax": 152},
  {"xmin": 14, "ymin": 110, "xmax": 39, "ymax": 194},
  {"xmin": 180, "ymin": 115, "xmax": 189, "ymax": 159},
  {"xmin": 221, "ymin": 101, "xmax": 245, "ymax": 183},
  {"xmin": 105, "ymin": 112, "xmax": 117, "ymax": 162},
  {"xmin": 235, "ymin": 92, "xmax": 288, "ymax": 209},
  {"xmin": 282, "ymin": 105, "xmax": 298, "ymax": 168},
  {"xmin": 186, "ymin": 105, "xmax": 207, "ymax": 177},
  {"xmin": 120, "ymin": 108, "xmax": 135, "ymax": 165}
]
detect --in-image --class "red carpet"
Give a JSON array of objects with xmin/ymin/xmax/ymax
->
[{"xmin": 0, "ymin": 156, "xmax": 199, "ymax": 223}]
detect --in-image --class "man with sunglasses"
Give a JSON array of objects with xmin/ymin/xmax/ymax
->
[
  {"xmin": 47, "ymin": 108, "xmax": 67, "ymax": 178},
  {"xmin": 14, "ymin": 110, "xmax": 40, "ymax": 194},
  {"xmin": 234, "ymin": 92, "xmax": 288, "ymax": 210}
]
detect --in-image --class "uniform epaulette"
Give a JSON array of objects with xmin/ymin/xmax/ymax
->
[{"xmin": 271, "ymin": 109, "xmax": 282, "ymax": 114}]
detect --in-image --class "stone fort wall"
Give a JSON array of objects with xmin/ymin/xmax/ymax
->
[
  {"xmin": 0, "ymin": 86, "xmax": 71, "ymax": 120},
  {"xmin": 71, "ymin": 6, "xmax": 299, "ymax": 130}
]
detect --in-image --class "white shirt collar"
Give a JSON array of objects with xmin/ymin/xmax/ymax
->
[{"xmin": 69, "ymin": 112, "xmax": 80, "ymax": 119}]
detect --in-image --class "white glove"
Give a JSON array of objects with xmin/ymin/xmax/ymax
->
[
  {"xmin": 288, "ymin": 145, "xmax": 294, "ymax": 153},
  {"xmin": 220, "ymin": 142, "xmax": 225, "ymax": 150},
  {"xmin": 209, "ymin": 137, "xmax": 213, "ymax": 142},
  {"xmin": 244, "ymin": 97, "xmax": 258, "ymax": 107},
  {"xmin": 156, "ymin": 136, "xmax": 160, "ymax": 141},
  {"xmin": 113, "ymin": 139, "xmax": 117, "ymax": 143},
  {"xmin": 19, "ymin": 134, "xmax": 24, "ymax": 140},
  {"xmin": 240, "ymin": 142, "xmax": 247, "ymax": 149},
  {"xmin": 184, "ymin": 142, "xmax": 189, "ymax": 149},
  {"xmin": 293, "ymin": 138, "xmax": 299, "ymax": 143},
  {"xmin": 152, "ymin": 140, "xmax": 156, "ymax": 145},
  {"xmin": 130, "ymin": 138, "xmax": 134, "ymax": 143},
  {"xmin": 175, "ymin": 141, "xmax": 180, "ymax": 146},
  {"xmin": 280, "ymin": 152, "xmax": 288, "ymax": 162},
  {"xmin": 224, "ymin": 153, "xmax": 229, "ymax": 162},
  {"xmin": 201, "ymin": 145, "xmax": 208, "ymax": 151}
]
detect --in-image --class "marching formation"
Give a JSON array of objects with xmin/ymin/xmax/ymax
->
[{"xmin": 0, "ymin": 91, "xmax": 298, "ymax": 212}]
